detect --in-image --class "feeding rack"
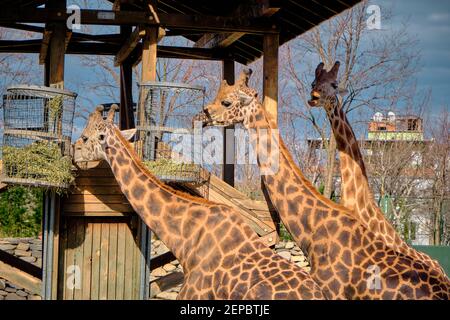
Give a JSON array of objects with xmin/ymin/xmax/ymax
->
[
  {"xmin": 0, "ymin": 85, "xmax": 77, "ymax": 189},
  {"xmin": 136, "ymin": 81, "xmax": 207, "ymax": 184}
]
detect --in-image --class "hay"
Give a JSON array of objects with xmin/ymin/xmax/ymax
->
[
  {"xmin": 2, "ymin": 141, "xmax": 74, "ymax": 188},
  {"xmin": 144, "ymin": 158, "xmax": 200, "ymax": 181},
  {"xmin": 47, "ymin": 95, "xmax": 63, "ymax": 134}
]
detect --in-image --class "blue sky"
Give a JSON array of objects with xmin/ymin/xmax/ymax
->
[{"xmin": 377, "ymin": 0, "xmax": 450, "ymax": 110}]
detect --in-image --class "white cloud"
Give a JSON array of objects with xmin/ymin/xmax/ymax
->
[{"xmin": 428, "ymin": 13, "xmax": 450, "ymax": 22}]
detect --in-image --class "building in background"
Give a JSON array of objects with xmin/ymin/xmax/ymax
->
[{"xmin": 307, "ymin": 112, "xmax": 436, "ymax": 245}]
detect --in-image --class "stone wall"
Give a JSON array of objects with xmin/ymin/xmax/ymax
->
[
  {"xmin": 149, "ymin": 239, "xmax": 310, "ymax": 300},
  {"xmin": 0, "ymin": 238, "xmax": 309, "ymax": 300},
  {"xmin": 0, "ymin": 238, "xmax": 42, "ymax": 300}
]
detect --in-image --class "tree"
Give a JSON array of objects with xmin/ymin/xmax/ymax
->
[
  {"xmin": 423, "ymin": 108, "xmax": 450, "ymax": 245},
  {"xmin": 0, "ymin": 187, "xmax": 43, "ymax": 237}
]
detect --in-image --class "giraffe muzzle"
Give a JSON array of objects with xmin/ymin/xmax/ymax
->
[{"xmin": 308, "ymin": 91, "xmax": 321, "ymax": 107}]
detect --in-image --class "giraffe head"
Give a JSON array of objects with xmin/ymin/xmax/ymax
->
[
  {"xmin": 308, "ymin": 61, "xmax": 347, "ymax": 109},
  {"xmin": 199, "ymin": 69, "xmax": 260, "ymax": 128},
  {"xmin": 73, "ymin": 104, "xmax": 136, "ymax": 165}
]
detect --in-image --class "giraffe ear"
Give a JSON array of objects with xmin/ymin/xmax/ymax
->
[
  {"xmin": 329, "ymin": 61, "xmax": 340, "ymax": 79},
  {"xmin": 120, "ymin": 128, "xmax": 136, "ymax": 141},
  {"xmin": 238, "ymin": 91, "xmax": 253, "ymax": 106},
  {"xmin": 315, "ymin": 62, "xmax": 325, "ymax": 78}
]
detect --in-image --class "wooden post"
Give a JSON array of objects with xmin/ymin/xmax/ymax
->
[
  {"xmin": 119, "ymin": 3, "xmax": 135, "ymax": 130},
  {"xmin": 222, "ymin": 59, "xmax": 235, "ymax": 187},
  {"xmin": 120, "ymin": 60, "xmax": 134, "ymax": 130},
  {"xmin": 141, "ymin": 28, "xmax": 158, "ymax": 83},
  {"xmin": 47, "ymin": 26, "xmax": 65, "ymax": 88},
  {"xmin": 42, "ymin": 0, "xmax": 66, "ymax": 300},
  {"xmin": 262, "ymin": 33, "xmax": 280, "ymax": 238},
  {"xmin": 262, "ymin": 33, "xmax": 279, "ymax": 125},
  {"xmin": 138, "ymin": 1, "xmax": 160, "ymax": 299}
]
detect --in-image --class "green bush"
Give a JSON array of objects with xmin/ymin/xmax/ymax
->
[
  {"xmin": 0, "ymin": 186, "xmax": 43, "ymax": 237},
  {"xmin": 279, "ymin": 222, "xmax": 294, "ymax": 241}
]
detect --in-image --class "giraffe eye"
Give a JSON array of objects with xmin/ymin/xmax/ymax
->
[
  {"xmin": 98, "ymin": 134, "xmax": 105, "ymax": 141},
  {"xmin": 331, "ymin": 82, "xmax": 338, "ymax": 89},
  {"xmin": 81, "ymin": 135, "xmax": 88, "ymax": 143},
  {"xmin": 221, "ymin": 100, "xmax": 232, "ymax": 108}
]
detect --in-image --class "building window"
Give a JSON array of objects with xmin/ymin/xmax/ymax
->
[
  {"xmin": 408, "ymin": 119, "xmax": 418, "ymax": 131},
  {"xmin": 378, "ymin": 126, "xmax": 386, "ymax": 131}
]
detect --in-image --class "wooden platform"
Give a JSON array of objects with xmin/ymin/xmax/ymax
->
[
  {"xmin": 68, "ymin": 160, "xmax": 277, "ymax": 246},
  {"xmin": 185, "ymin": 173, "xmax": 278, "ymax": 246}
]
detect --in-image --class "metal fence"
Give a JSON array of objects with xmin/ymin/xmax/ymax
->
[
  {"xmin": 135, "ymin": 81, "xmax": 207, "ymax": 184},
  {"xmin": 0, "ymin": 85, "xmax": 77, "ymax": 189},
  {"xmin": 413, "ymin": 245, "xmax": 450, "ymax": 277}
]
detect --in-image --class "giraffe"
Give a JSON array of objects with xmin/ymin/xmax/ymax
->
[
  {"xmin": 307, "ymin": 61, "xmax": 448, "ymax": 278},
  {"xmin": 72, "ymin": 105, "xmax": 325, "ymax": 300},
  {"xmin": 197, "ymin": 69, "xmax": 450, "ymax": 299}
]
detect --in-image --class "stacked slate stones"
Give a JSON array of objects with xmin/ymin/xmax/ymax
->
[{"xmin": 0, "ymin": 238, "xmax": 42, "ymax": 300}]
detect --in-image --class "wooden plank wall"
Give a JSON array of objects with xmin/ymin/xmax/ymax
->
[
  {"xmin": 64, "ymin": 161, "xmax": 133, "ymax": 216},
  {"xmin": 58, "ymin": 161, "xmax": 142, "ymax": 300}
]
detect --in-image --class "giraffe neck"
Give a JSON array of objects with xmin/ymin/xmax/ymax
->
[
  {"xmin": 324, "ymin": 98, "xmax": 372, "ymax": 211},
  {"xmin": 323, "ymin": 99, "xmax": 442, "ymax": 268},
  {"xmin": 102, "ymin": 126, "xmax": 263, "ymax": 273},
  {"xmin": 246, "ymin": 104, "xmax": 353, "ymax": 254}
]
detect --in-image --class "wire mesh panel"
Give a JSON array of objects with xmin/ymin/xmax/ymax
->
[
  {"xmin": 136, "ymin": 81, "xmax": 207, "ymax": 184},
  {"xmin": 1, "ymin": 85, "xmax": 77, "ymax": 189}
]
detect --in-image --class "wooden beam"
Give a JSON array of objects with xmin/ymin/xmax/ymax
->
[
  {"xmin": 149, "ymin": 271, "xmax": 184, "ymax": 298},
  {"xmin": 0, "ymin": 249, "xmax": 42, "ymax": 296},
  {"xmin": 150, "ymin": 251, "xmax": 176, "ymax": 271},
  {"xmin": 48, "ymin": 26, "xmax": 66, "ymax": 88},
  {"xmin": 0, "ymin": 40, "xmax": 234, "ymax": 61},
  {"xmin": 262, "ymin": 33, "xmax": 279, "ymax": 124},
  {"xmin": 0, "ymin": 23, "xmax": 44, "ymax": 33},
  {"xmin": 194, "ymin": 0, "xmax": 280, "ymax": 49},
  {"xmin": 141, "ymin": 28, "xmax": 157, "ymax": 83},
  {"xmin": 119, "ymin": 8, "xmax": 135, "ymax": 130},
  {"xmin": 0, "ymin": 9, "xmax": 278, "ymax": 34},
  {"xmin": 195, "ymin": 32, "xmax": 245, "ymax": 49},
  {"xmin": 114, "ymin": 25, "xmax": 146, "ymax": 67},
  {"xmin": 0, "ymin": 261, "xmax": 42, "ymax": 295},
  {"xmin": 39, "ymin": 29, "xmax": 52, "ymax": 65}
]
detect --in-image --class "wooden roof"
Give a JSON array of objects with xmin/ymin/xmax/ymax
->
[
  {"xmin": 0, "ymin": 0, "xmax": 363, "ymax": 65},
  {"xmin": 155, "ymin": 0, "xmax": 363, "ymax": 64}
]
